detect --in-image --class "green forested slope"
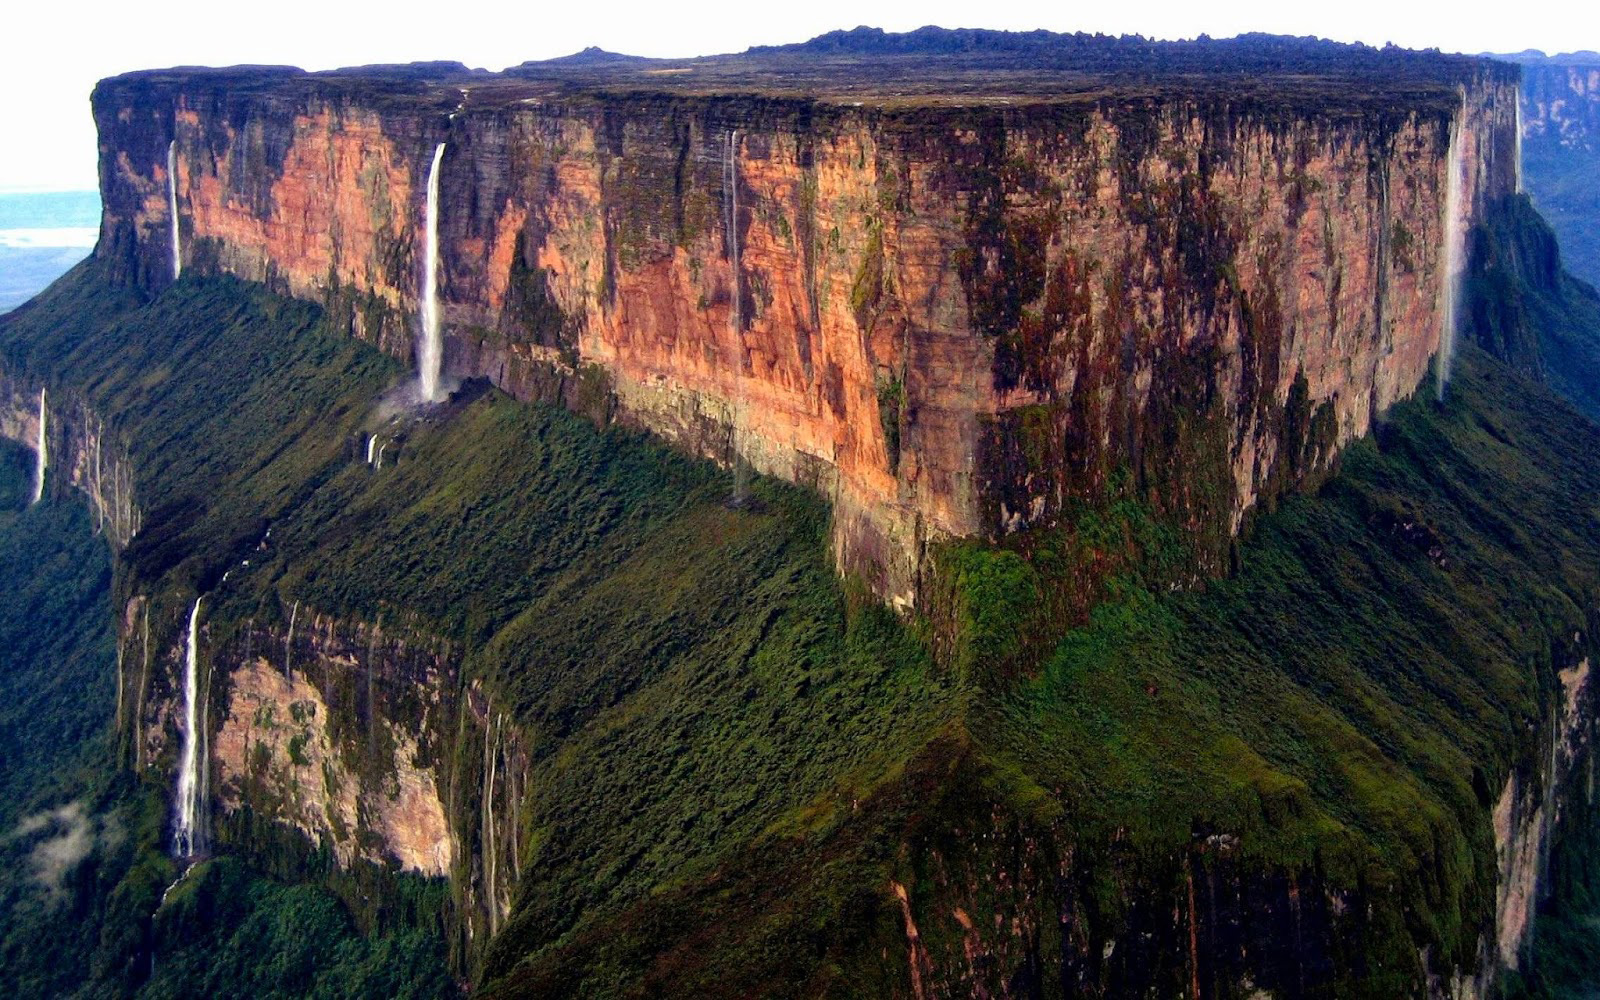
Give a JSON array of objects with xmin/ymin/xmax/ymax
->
[
  {"xmin": 0, "ymin": 438, "xmax": 114, "ymax": 821},
  {"xmin": 3, "ymin": 188, "xmax": 1600, "ymax": 996}
]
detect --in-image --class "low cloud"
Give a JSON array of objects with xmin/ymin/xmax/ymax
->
[{"xmin": 8, "ymin": 800, "xmax": 97, "ymax": 903}]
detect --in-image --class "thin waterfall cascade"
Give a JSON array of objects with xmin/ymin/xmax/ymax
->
[
  {"xmin": 31, "ymin": 389, "xmax": 46, "ymax": 505},
  {"xmin": 1437, "ymin": 108, "xmax": 1467, "ymax": 401},
  {"xmin": 483, "ymin": 714, "xmax": 501, "ymax": 935},
  {"xmin": 200, "ymin": 658, "xmax": 213, "ymax": 848},
  {"xmin": 725, "ymin": 129, "xmax": 740, "ymax": 332},
  {"xmin": 167, "ymin": 140, "xmax": 182, "ymax": 280},
  {"xmin": 136, "ymin": 606, "xmax": 151, "ymax": 770},
  {"xmin": 1515, "ymin": 89, "xmax": 1525, "ymax": 195},
  {"xmin": 366, "ymin": 435, "xmax": 376, "ymax": 465},
  {"xmin": 419, "ymin": 143, "xmax": 447, "ymax": 402},
  {"xmin": 285, "ymin": 599, "xmax": 299, "ymax": 680},
  {"xmin": 172, "ymin": 598, "xmax": 205, "ymax": 858}
]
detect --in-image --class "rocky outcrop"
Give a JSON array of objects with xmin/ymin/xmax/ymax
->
[
  {"xmin": 118, "ymin": 593, "xmax": 461, "ymax": 877},
  {"xmin": 110, "ymin": 585, "xmax": 530, "ymax": 952},
  {"xmin": 211, "ymin": 628, "xmax": 454, "ymax": 876},
  {"xmin": 90, "ymin": 53, "xmax": 1520, "ymax": 604},
  {"xmin": 1491, "ymin": 656, "xmax": 1592, "ymax": 973}
]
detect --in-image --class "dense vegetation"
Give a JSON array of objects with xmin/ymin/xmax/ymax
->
[
  {"xmin": 2, "ymin": 186, "xmax": 1600, "ymax": 996},
  {"xmin": 0, "ymin": 279, "xmax": 458, "ymax": 999},
  {"xmin": 0, "ymin": 439, "xmax": 114, "ymax": 820},
  {"xmin": 474, "ymin": 338, "xmax": 1600, "ymax": 997},
  {"xmin": 752, "ymin": 25, "xmax": 1495, "ymax": 80},
  {"xmin": 0, "ymin": 263, "xmax": 963, "ymax": 993}
]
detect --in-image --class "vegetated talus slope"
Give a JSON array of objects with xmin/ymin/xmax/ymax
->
[
  {"xmin": 6, "ymin": 247, "xmax": 1600, "ymax": 994},
  {"xmin": 0, "ymin": 261, "xmax": 962, "ymax": 992}
]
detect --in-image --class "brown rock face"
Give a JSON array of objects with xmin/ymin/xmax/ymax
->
[
  {"xmin": 91, "ymin": 63, "xmax": 1519, "ymax": 603},
  {"xmin": 213, "ymin": 655, "xmax": 453, "ymax": 875},
  {"xmin": 117, "ymin": 595, "xmax": 462, "ymax": 878}
]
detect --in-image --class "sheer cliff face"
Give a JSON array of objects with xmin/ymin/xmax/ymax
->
[
  {"xmin": 1516, "ymin": 60, "xmax": 1600, "ymax": 288},
  {"xmin": 112, "ymin": 590, "xmax": 466, "ymax": 880},
  {"xmin": 92, "ymin": 70, "xmax": 1519, "ymax": 603},
  {"xmin": 0, "ymin": 376, "xmax": 141, "ymax": 545}
]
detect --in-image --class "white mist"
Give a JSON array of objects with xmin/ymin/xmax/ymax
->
[
  {"xmin": 419, "ymin": 143, "xmax": 447, "ymax": 402},
  {"xmin": 172, "ymin": 598, "xmax": 205, "ymax": 857}
]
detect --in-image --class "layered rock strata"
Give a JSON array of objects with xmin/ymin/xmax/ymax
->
[
  {"xmin": 92, "ymin": 62, "xmax": 1519, "ymax": 602},
  {"xmin": 118, "ymin": 592, "xmax": 465, "ymax": 878}
]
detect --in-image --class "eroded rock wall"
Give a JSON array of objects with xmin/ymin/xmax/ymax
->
[
  {"xmin": 1490, "ymin": 656, "xmax": 1593, "ymax": 973},
  {"xmin": 0, "ymin": 370, "xmax": 141, "ymax": 545},
  {"xmin": 118, "ymin": 593, "xmax": 460, "ymax": 878},
  {"xmin": 90, "ymin": 70, "xmax": 1518, "ymax": 604},
  {"xmin": 1516, "ymin": 58, "xmax": 1600, "ymax": 289}
]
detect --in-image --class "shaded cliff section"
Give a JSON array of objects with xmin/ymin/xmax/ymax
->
[
  {"xmin": 89, "ymin": 46, "xmax": 1518, "ymax": 611},
  {"xmin": 1461, "ymin": 195, "xmax": 1600, "ymax": 421},
  {"xmin": 0, "ymin": 369, "xmax": 142, "ymax": 547},
  {"xmin": 1505, "ymin": 55, "xmax": 1600, "ymax": 289}
]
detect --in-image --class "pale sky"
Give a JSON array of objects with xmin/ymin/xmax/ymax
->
[{"xmin": 4, "ymin": 0, "xmax": 1596, "ymax": 193}]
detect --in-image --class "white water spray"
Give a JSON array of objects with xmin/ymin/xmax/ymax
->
[
  {"xmin": 419, "ymin": 143, "xmax": 447, "ymax": 402},
  {"xmin": 483, "ymin": 714, "xmax": 500, "ymax": 934},
  {"xmin": 167, "ymin": 141, "xmax": 182, "ymax": 280},
  {"xmin": 1437, "ymin": 109, "xmax": 1467, "ymax": 401},
  {"xmin": 1515, "ymin": 88, "xmax": 1525, "ymax": 195},
  {"xmin": 725, "ymin": 129, "xmax": 740, "ymax": 332},
  {"xmin": 285, "ymin": 599, "xmax": 299, "ymax": 679},
  {"xmin": 31, "ymin": 389, "xmax": 46, "ymax": 505},
  {"xmin": 172, "ymin": 598, "xmax": 204, "ymax": 857}
]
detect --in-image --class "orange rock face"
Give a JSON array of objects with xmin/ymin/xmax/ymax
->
[
  {"xmin": 213, "ymin": 657, "xmax": 453, "ymax": 875},
  {"xmin": 200, "ymin": 608, "xmax": 457, "ymax": 876},
  {"xmin": 92, "ymin": 71, "xmax": 1520, "ymax": 603}
]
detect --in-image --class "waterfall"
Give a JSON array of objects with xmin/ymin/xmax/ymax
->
[
  {"xmin": 285, "ymin": 599, "xmax": 299, "ymax": 680},
  {"xmin": 31, "ymin": 389, "xmax": 46, "ymax": 505},
  {"xmin": 167, "ymin": 141, "xmax": 182, "ymax": 280},
  {"xmin": 172, "ymin": 598, "xmax": 205, "ymax": 858},
  {"xmin": 723, "ymin": 129, "xmax": 753, "ymax": 506},
  {"xmin": 365, "ymin": 435, "xmax": 376, "ymax": 465},
  {"xmin": 419, "ymin": 143, "xmax": 447, "ymax": 402},
  {"xmin": 1515, "ymin": 88, "xmax": 1525, "ymax": 195},
  {"xmin": 483, "ymin": 715, "xmax": 499, "ymax": 935},
  {"xmin": 725, "ymin": 129, "xmax": 740, "ymax": 332},
  {"xmin": 1437, "ymin": 108, "xmax": 1467, "ymax": 401}
]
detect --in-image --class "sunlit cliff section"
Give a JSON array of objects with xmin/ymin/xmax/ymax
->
[{"xmin": 91, "ymin": 34, "xmax": 1518, "ymax": 606}]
